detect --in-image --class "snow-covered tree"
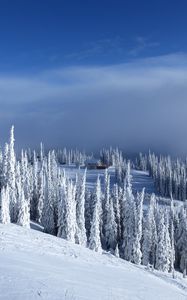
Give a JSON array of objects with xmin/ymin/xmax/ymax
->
[
  {"xmin": 2, "ymin": 143, "xmax": 9, "ymax": 187},
  {"xmin": 121, "ymin": 164, "xmax": 135, "ymax": 261},
  {"xmin": 155, "ymin": 208, "xmax": 171, "ymax": 272},
  {"xmin": 8, "ymin": 126, "xmax": 17, "ymax": 222},
  {"xmin": 41, "ymin": 156, "xmax": 56, "ymax": 235},
  {"xmin": 142, "ymin": 193, "xmax": 157, "ymax": 267},
  {"xmin": 169, "ymin": 198, "xmax": 175, "ymax": 275},
  {"xmin": 112, "ymin": 184, "xmax": 121, "ymax": 244},
  {"xmin": 57, "ymin": 180, "xmax": 76, "ymax": 242},
  {"xmin": 103, "ymin": 170, "xmax": 110, "ymax": 247},
  {"xmin": 30, "ymin": 151, "xmax": 39, "ymax": 220},
  {"xmin": 176, "ymin": 208, "xmax": 187, "ymax": 273},
  {"xmin": 17, "ymin": 187, "xmax": 30, "ymax": 228},
  {"xmin": 36, "ymin": 164, "xmax": 45, "ymax": 223},
  {"xmin": 0, "ymin": 185, "xmax": 10, "ymax": 224},
  {"xmin": 132, "ymin": 188, "xmax": 144, "ymax": 264},
  {"xmin": 89, "ymin": 176, "xmax": 102, "ymax": 252},
  {"xmin": 75, "ymin": 169, "xmax": 87, "ymax": 246},
  {"xmin": 104, "ymin": 196, "xmax": 117, "ymax": 252}
]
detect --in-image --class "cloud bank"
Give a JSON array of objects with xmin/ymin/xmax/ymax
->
[{"xmin": 1, "ymin": 53, "xmax": 187, "ymax": 155}]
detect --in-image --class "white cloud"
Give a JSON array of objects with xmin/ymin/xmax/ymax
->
[{"xmin": 0, "ymin": 53, "xmax": 187, "ymax": 155}]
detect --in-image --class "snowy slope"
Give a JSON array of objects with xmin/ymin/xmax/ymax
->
[
  {"xmin": 0, "ymin": 224, "xmax": 187, "ymax": 300},
  {"xmin": 62, "ymin": 165, "xmax": 116, "ymax": 191},
  {"xmin": 62, "ymin": 165, "xmax": 156, "ymax": 194},
  {"xmin": 131, "ymin": 170, "xmax": 156, "ymax": 194}
]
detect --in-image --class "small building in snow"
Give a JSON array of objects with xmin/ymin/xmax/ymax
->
[{"xmin": 85, "ymin": 158, "xmax": 108, "ymax": 169}]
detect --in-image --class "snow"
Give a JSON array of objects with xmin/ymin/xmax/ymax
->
[
  {"xmin": 131, "ymin": 170, "xmax": 156, "ymax": 195},
  {"xmin": 62, "ymin": 165, "xmax": 116, "ymax": 191},
  {"xmin": 0, "ymin": 223, "xmax": 187, "ymax": 300},
  {"xmin": 63, "ymin": 166, "xmax": 183, "ymax": 209},
  {"xmin": 63, "ymin": 165, "xmax": 157, "ymax": 195}
]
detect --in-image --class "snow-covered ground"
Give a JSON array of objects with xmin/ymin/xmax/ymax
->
[
  {"xmin": 62, "ymin": 165, "xmax": 116, "ymax": 191},
  {"xmin": 62, "ymin": 165, "xmax": 156, "ymax": 194},
  {"xmin": 0, "ymin": 223, "xmax": 187, "ymax": 300},
  {"xmin": 131, "ymin": 169, "xmax": 156, "ymax": 194}
]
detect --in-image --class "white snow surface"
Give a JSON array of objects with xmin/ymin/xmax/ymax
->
[
  {"xmin": 0, "ymin": 223, "xmax": 187, "ymax": 300},
  {"xmin": 62, "ymin": 165, "xmax": 156, "ymax": 194}
]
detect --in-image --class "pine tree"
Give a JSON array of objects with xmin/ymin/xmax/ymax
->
[
  {"xmin": 176, "ymin": 208, "xmax": 187, "ymax": 273},
  {"xmin": 104, "ymin": 196, "xmax": 117, "ymax": 252},
  {"xmin": 57, "ymin": 180, "xmax": 76, "ymax": 242},
  {"xmin": 112, "ymin": 184, "xmax": 121, "ymax": 244},
  {"xmin": 0, "ymin": 185, "xmax": 10, "ymax": 224},
  {"xmin": 155, "ymin": 208, "xmax": 171, "ymax": 272},
  {"xmin": 132, "ymin": 188, "xmax": 144, "ymax": 264},
  {"xmin": 17, "ymin": 187, "xmax": 30, "ymax": 228},
  {"xmin": 41, "ymin": 156, "xmax": 56, "ymax": 235},
  {"xmin": 75, "ymin": 169, "xmax": 87, "ymax": 246},
  {"xmin": 29, "ymin": 151, "xmax": 38, "ymax": 220},
  {"xmin": 169, "ymin": 198, "xmax": 175, "ymax": 275},
  {"xmin": 36, "ymin": 164, "xmax": 45, "ymax": 223},
  {"xmin": 85, "ymin": 189, "xmax": 92, "ymax": 239},
  {"xmin": 89, "ymin": 176, "xmax": 102, "ymax": 252},
  {"xmin": 103, "ymin": 170, "xmax": 110, "ymax": 247},
  {"xmin": 8, "ymin": 126, "xmax": 17, "ymax": 222},
  {"xmin": 121, "ymin": 164, "xmax": 135, "ymax": 261},
  {"xmin": 2, "ymin": 143, "xmax": 9, "ymax": 186},
  {"xmin": 142, "ymin": 193, "xmax": 157, "ymax": 267}
]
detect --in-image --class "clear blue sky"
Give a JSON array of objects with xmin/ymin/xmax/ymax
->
[
  {"xmin": 1, "ymin": 1, "xmax": 187, "ymax": 155},
  {"xmin": 0, "ymin": 0, "xmax": 187, "ymax": 73}
]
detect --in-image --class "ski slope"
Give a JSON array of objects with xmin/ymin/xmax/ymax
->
[{"xmin": 0, "ymin": 223, "xmax": 187, "ymax": 300}]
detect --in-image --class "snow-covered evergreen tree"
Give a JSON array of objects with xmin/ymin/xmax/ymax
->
[
  {"xmin": 104, "ymin": 196, "xmax": 117, "ymax": 252},
  {"xmin": 132, "ymin": 188, "xmax": 144, "ymax": 264},
  {"xmin": 176, "ymin": 207, "xmax": 187, "ymax": 273},
  {"xmin": 0, "ymin": 185, "xmax": 10, "ymax": 224},
  {"xmin": 41, "ymin": 155, "xmax": 56, "ymax": 235},
  {"xmin": 36, "ymin": 163, "xmax": 45, "ymax": 223},
  {"xmin": 57, "ymin": 180, "xmax": 76, "ymax": 242},
  {"xmin": 8, "ymin": 126, "xmax": 17, "ymax": 222},
  {"xmin": 112, "ymin": 183, "xmax": 121, "ymax": 244},
  {"xmin": 142, "ymin": 193, "xmax": 157, "ymax": 266},
  {"xmin": 169, "ymin": 197, "xmax": 175, "ymax": 275},
  {"xmin": 30, "ymin": 151, "xmax": 39, "ymax": 220},
  {"xmin": 121, "ymin": 163, "xmax": 135, "ymax": 261},
  {"xmin": 103, "ymin": 170, "xmax": 110, "ymax": 247},
  {"xmin": 155, "ymin": 208, "xmax": 171, "ymax": 272},
  {"xmin": 75, "ymin": 169, "xmax": 87, "ymax": 246},
  {"xmin": 17, "ymin": 187, "xmax": 30, "ymax": 228},
  {"xmin": 2, "ymin": 143, "xmax": 9, "ymax": 187},
  {"xmin": 89, "ymin": 176, "xmax": 102, "ymax": 252}
]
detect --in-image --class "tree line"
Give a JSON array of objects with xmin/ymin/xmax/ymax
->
[{"xmin": 136, "ymin": 152, "xmax": 187, "ymax": 201}]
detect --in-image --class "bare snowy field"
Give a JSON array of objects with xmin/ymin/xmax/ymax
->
[
  {"xmin": 0, "ymin": 224, "xmax": 187, "ymax": 300},
  {"xmin": 62, "ymin": 165, "xmax": 156, "ymax": 193},
  {"xmin": 62, "ymin": 165, "xmax": 116, "ymax": 191}
]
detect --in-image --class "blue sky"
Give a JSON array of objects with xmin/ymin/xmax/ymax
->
[
  {"xmin": 1, "ymin": 1, "xmax": 187, "ymax": 155},
  {"xmin": 1, "ymin": 0, "xmax": 187, "ymax": 72}
]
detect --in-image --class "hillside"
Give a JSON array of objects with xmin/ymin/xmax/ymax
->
[{"xmin": 0, "ymin": 224, "xmax": 187, "ymax": 300}]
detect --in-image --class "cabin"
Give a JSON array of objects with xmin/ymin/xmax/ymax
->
[
  {"xmin": 85, "ymin": 158, "xmax": 100, "ymax": 169},
  {"xmin": 85, "ymin": 158, "xmax": 108, "ymax": 169}
]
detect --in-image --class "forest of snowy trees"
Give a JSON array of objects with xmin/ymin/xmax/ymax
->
[
  {"xmin": 0, "ymin": 127, "xmax": 187, "ymax": 276},
  {"xmin": 136, "ymin": 152, "xmax": 187, "ymax": 201}
]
